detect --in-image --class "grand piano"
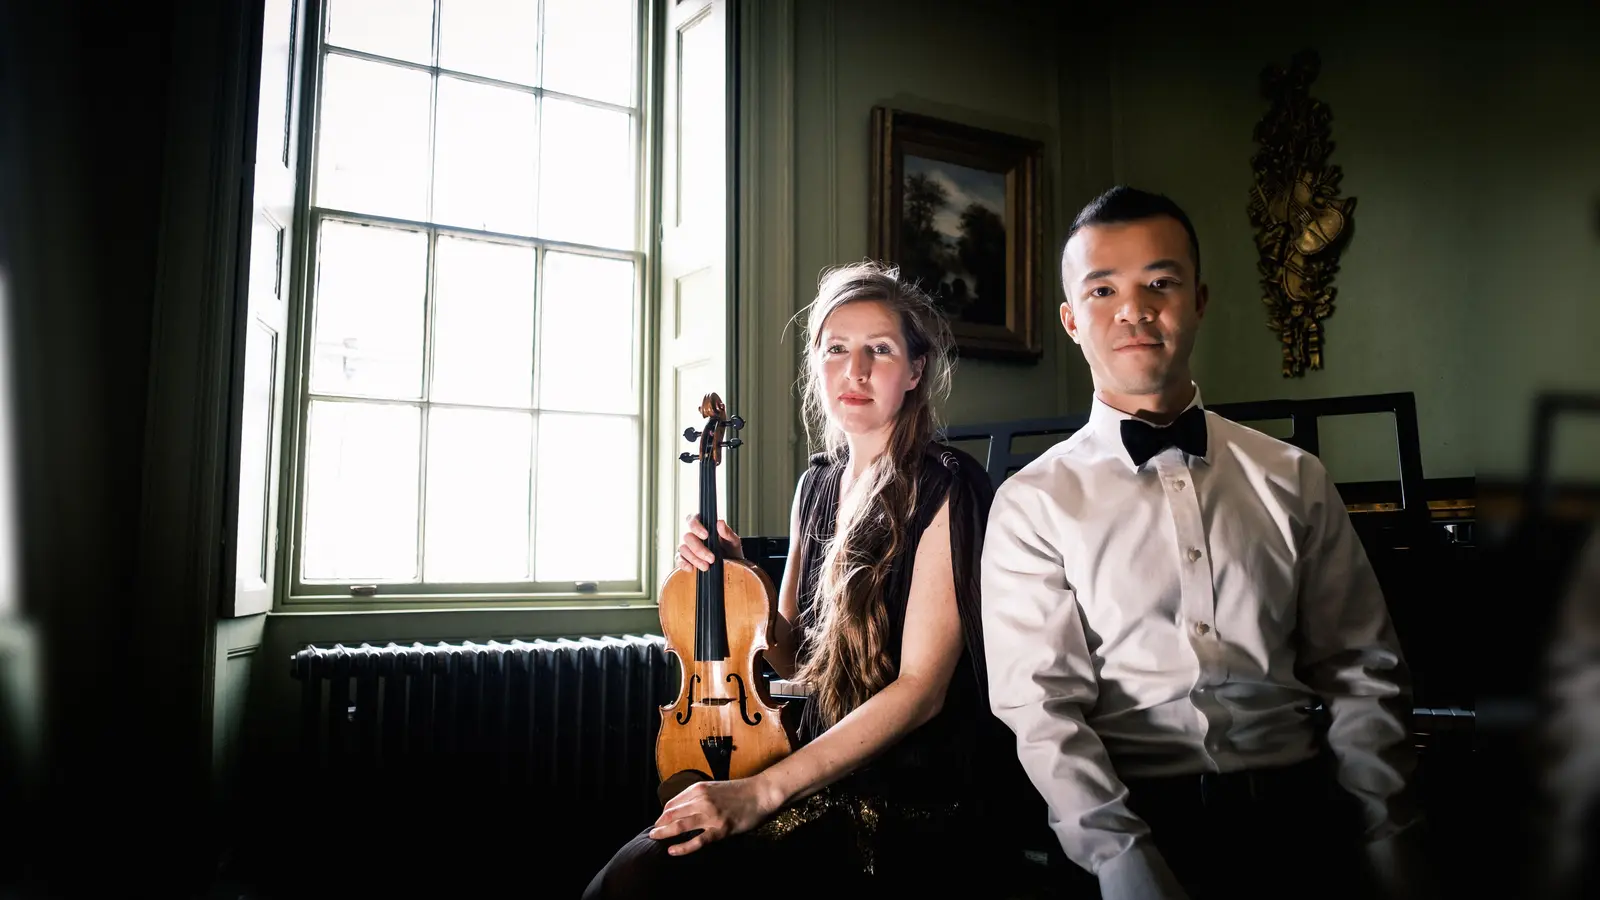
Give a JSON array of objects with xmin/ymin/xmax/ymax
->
[{"xmin": 740, "ymin": 391, "xmax": 1475, "ymax": 892}]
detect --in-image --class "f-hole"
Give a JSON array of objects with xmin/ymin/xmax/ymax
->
[
  {"xmin": 727, "ymin": 673, "xmax": 762, "ymax": 725},
  {"xmin": 675, "ymin": 674, "xmax": 702, "ymax": 725}
]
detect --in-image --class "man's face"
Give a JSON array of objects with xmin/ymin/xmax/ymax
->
[{"xmin": 1059, "ymin": 216, "xmax": 1207, "ymax": 402}]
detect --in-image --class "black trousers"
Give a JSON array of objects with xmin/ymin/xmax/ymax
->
[
  {"xmin": 579, "ymin": 799, "xmax": 972, "ymax": 899},
  {"xmin": 580, "ymin": 824, "xmax": 868, "ymax": 900},
  {"xmin": 1116, "ymin": 753, "xmax": 1368, "ymax": 900}
]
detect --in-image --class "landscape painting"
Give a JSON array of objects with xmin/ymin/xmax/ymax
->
[
  {"xmin": 900, "ymin": 155, "xmax": 1008, "ymax": 327},
  {"xmin": 870, "ymin": 107, "xmax": 1044, "ymax": 361}
]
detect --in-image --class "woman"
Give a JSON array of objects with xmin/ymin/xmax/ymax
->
[{"xmin": 582, "ymin": 261, "xmax": 1018, "ymax": 897}]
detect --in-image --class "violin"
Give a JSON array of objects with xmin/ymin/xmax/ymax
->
[
  {"xmin": 1252, "ymin": 173, "xmax": 1352, "ymax": 306},
  {"xmin": 1254, "ymin": 172, "xmax": 1350, "ymax": 259},
  {"xmin": 656, "ymin": 393, "xmax": 795, "ymax": 804}
]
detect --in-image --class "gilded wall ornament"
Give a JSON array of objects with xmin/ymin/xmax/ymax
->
[{"xmin": 1247, "ymin": 50, "xmax": 1356, "ymax": 378}]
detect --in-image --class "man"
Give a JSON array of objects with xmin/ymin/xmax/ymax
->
[{"xmin": 980, "ymin": 186, "xmax": 1431, "ymax": 899}]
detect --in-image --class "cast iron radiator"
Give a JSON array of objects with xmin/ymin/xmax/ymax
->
[{"xmin": 288, "ymin": 635, "xmax": 676, "ymax": 828}]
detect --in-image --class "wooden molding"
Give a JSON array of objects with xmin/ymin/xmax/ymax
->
[
  {"xmin": 735, "ymin": 0, "xmax": 799, "ymax": 536},
  {"xmin": 139, "ymin": 0, "xmax": 259, "ymax": 856}
]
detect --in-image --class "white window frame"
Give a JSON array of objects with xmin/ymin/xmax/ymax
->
[{"xmin": 276, "ymin": 0, "xmax": 662, "ymax": 608}]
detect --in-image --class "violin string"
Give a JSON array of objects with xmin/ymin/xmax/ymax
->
[{"xmin": 696, "ymin": 439, "xmax": 702, "ymax": 659}]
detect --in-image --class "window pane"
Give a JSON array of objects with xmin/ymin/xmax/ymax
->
[
  {"xmin": 431, "ymin": 236, "xmax": 536, "ymax": 406},
  {"xmin": 677, "ymin": 11, "xmax": 723, "ymax": 230},
  {"xmin": 534, "ymin": 413, "xmax": 638, "ymax": 582},
  {"xmin": 302, "ymin": 401, "xmax": 421, "ymax": 581},
  {"xmin": 433, "ymin": 76, "xmax": 538, "ymax": 234},
  {"xmin": 538, "ymin": 98, "xmax": 633, "ymax": 249},
  {"xmin": 315, "ymin": 54, "xmax": 432, "ymax": 220},
  {"xmin": 543, "ymin": 0, "xmax": 634, "ymax": 106},
  {"xmin": 423, "ymin": 408, "xmax": 532, "ymax": 581},
  {"xmin": 438, "ymin": 0, "xmax": 539, "ymax": 86},
  {"xmin": 539, "ymin": 253, "xmax": 635, "ymax": 413},
  {"xmin": 311, "ymin": 221, "xmax": 427, "ymax": 398},
  {"xmin": 325, "ymin": 0, "xmax": 434, "ymax": 65}
]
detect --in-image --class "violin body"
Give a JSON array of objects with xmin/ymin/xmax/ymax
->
[
  {"xmin": 1253, "ymin": 170, "xmax": 1352, "ymax": 307},
  {"xmin": 1262, "ymin": 170, "xmax": 1350, "ymax": 258},
  {"xmin": 655, "ymin": 394, "xmax": 796, "ymax": 802},
  {"xmin": 657, "ymin": 558, "xmax": 792, "ymax": 786}
]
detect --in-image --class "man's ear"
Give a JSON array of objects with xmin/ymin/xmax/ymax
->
[
  {"xmin": 1060, "ymin": 300, "xmax": 1080, "ymax": 344},
  {"xmin": 1195, "ymin": 283, "xmax": 1209, "ymax": 319}
]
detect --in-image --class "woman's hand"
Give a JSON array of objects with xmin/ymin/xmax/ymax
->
[
  {"xmin": 676, "ymin": 514, "xmax": 742, "ymax": 572},
  {"xmin": 648, "ymin": 776, "xmax": 782, "ymax": 856}
]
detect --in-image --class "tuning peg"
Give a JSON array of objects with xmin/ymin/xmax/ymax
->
[
  {"xmin": 728, "ymin": 415, "xmax": 745, "ymax": 430},
  {"xmin": 722, "ymin": 438, "xmax": 743, "ymax": 449},
  {"xmin": 678, "ymin": 451, "xmax": 696, "ymax": 463},
  {"xmin": 683, "ymin": 427, "xmax": 701, "ymax": 442}
]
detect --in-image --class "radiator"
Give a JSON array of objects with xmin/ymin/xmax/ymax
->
[{"xmin": 288, "ymin": 635, "xmax": 676, "ymax": 828}]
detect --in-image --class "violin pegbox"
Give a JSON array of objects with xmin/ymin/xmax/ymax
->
[{"xmin": 678, "ymin": 393, "xmax": 746, "ymax": 465}]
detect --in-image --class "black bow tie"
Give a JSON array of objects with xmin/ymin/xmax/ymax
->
[{"xmin": 1120, "ymin": 405, "xmax": 1208, "ymax": 468}]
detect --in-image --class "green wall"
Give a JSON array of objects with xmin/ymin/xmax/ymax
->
[
  {"xmin": 1088, "ymin": 2, "xmax": 1598, "ymax": 483},
  {"xmin": 1468, "ymin": 11, "xmax": 1600, "ymax": 482},
  {"xmin": 791, "ymin": 0, "xmax": 1090, "ymax": 475},
  {"xmin": 777, "ymin": 0, "xmax": 1600, "ymax": 487}
]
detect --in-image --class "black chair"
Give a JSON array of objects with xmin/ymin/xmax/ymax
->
[{"xmin": 940, "ymin": 391, "xmax": 1428, "ymax": 524}]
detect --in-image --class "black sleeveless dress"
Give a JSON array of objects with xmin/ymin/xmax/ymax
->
[{"xmin": 581, "ymin": 442, "xmax": 1019, "ymax": 898}]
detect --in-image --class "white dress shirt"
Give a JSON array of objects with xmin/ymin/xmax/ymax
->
[{"xmin": 981, "ymin": 386, "xmax": 1421, "ymax": 899}]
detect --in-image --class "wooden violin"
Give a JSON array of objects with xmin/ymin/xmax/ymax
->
[{"xmin": 656, "ymin": 393, "xmax": 795, "ymax": 803}]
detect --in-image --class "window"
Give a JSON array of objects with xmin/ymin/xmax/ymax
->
[{"xmin": 286, "ymin": 0, "xmax": 649, "ymax": 602}]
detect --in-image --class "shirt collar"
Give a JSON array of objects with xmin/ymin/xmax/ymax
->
[{"xmin": 1088, "ymin": 384, "xmax": 1208, "ymax": 471}]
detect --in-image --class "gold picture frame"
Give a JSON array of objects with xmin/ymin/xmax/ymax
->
[{"xmin": 870, "ymin": 107, "xmax": 1043, "ymax": 362}]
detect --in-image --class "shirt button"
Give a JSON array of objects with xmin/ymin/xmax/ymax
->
[
  {"xmin": 1194, "ymin": 622, "xmax": 1211, "ymax": 636},
  {"xmin": 1173, "ymin": 479, "xmax": 1187, "ymax": 491},
  {"xmin": 1187, "ymin": 547, "xmax": 1203, "ymax": 562}
]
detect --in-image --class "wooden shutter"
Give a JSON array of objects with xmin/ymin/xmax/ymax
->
[
  {"xmin": 656, "ymin": 0, "xmax": 736, "ymax": 584},
  {"xmin": 223, "ymin": 0, "xmax": 306, "ymax": 616}
]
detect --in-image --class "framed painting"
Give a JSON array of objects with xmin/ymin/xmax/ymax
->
[{"xmin": 869, "ymin": 106, "xmax": 1044, "ymax": 361}]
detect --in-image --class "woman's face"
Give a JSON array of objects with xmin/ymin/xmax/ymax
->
[{"xmin": 813, "ymin": 300, "xmax": 923, "ymax": 438}]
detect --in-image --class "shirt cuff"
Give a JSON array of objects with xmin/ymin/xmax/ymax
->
[{"xmin": 1096, "ymin": 841, "xmax": 1190, "ymax": 900}]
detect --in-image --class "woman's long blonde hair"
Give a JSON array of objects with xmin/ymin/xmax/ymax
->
[{"xmin": 790, "ymin": 261, "xmax": 955, "ymax": 730}]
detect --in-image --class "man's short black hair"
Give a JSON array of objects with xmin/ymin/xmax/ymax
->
[{"xmin": 1063, "ymin": 185, "xmax": 1202, "ymax": 280}]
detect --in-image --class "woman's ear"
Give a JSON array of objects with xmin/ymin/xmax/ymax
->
[{"xmin": 908, "ymin": 355, "xmax": 925, "ymax": 391}]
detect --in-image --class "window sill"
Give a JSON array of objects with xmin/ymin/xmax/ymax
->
[
  {"xmin": 277, "ymin": 593, "xmax": 655, "ymax": 614},
  {"xmin": 262, "ymin": 602, "xmax": 664, "ymax": 648}
]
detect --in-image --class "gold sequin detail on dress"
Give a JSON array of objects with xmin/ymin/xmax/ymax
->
[{"xmin": 753, "ymin": 789, "xmax": 958, "ymax": 875}]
